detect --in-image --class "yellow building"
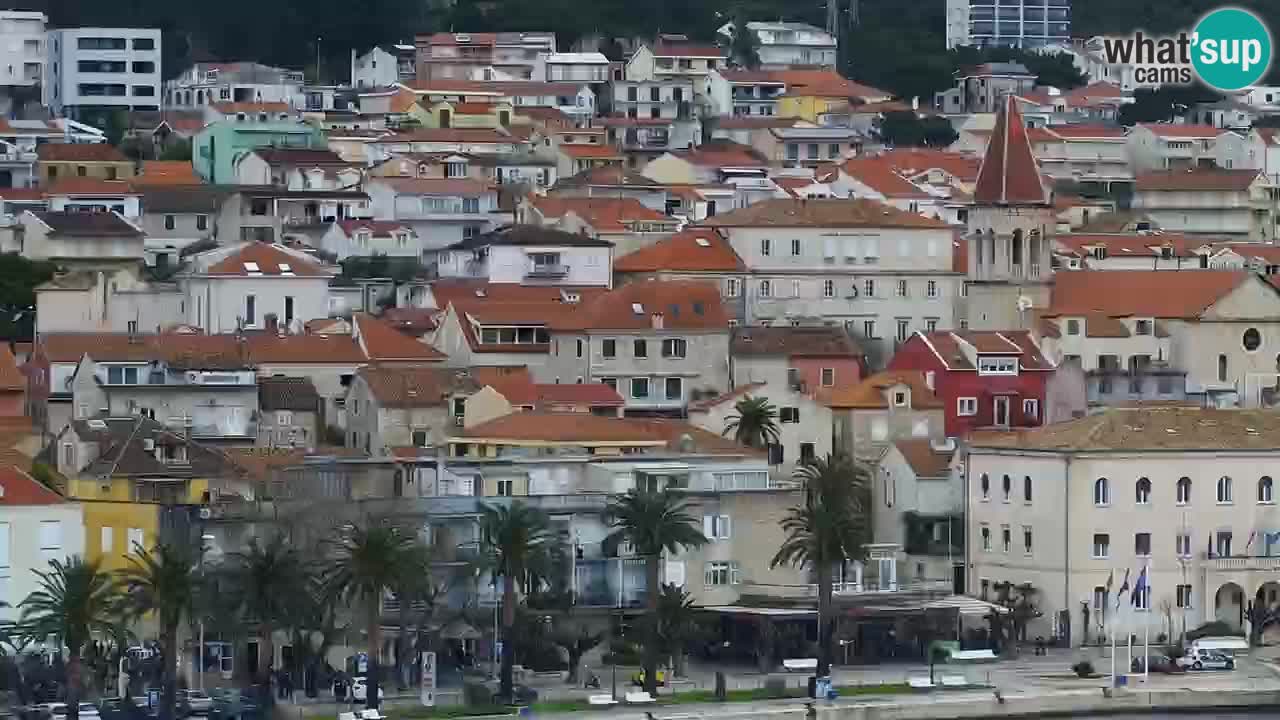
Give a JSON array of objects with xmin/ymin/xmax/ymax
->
[
  {"xmin": 36, "ymin": 143, "xmax": 136, "ymax": 184},
  {"xmin": 411, "ymin": 100, "xmax": 513, "ymax": 130},
  {"xmin": 772, "ymin": 70, "xmax": 894, "ymax": 123}
]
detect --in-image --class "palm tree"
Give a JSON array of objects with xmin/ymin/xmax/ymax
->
[
  {"xmin": 389, "ymin": 540, "xmax": 436, "ymax": 690},
  {"xmin": 19, "ymin": 557, "xmax": 125, "ymax": 720},
  {"xmin": 654, "ymin": 584, "xmax": 701, "ymax": 677},
  {"xmin": 321, "ymin": 524, "xmax": 417, "ymax": 709},
  {"xmin": 603, "ymin": 490, "xmax": 707, "ymax": 696},
  {"xmin": 771, "ymin": 454, "xmax": 871, "ymax": 677},
  {"xmin": 119, "ymin": 543, "xmax": 201, "ymax": 720},
  {"xmin": 723, "ymin": 395, "xmax": 780, "ymax": 449},
  {"xmin": 224, "ymin": 535, "xmax": 308, "ymax": 707},
  {"xmin": 477, "ymin": 502, "xmax": 563, "ymax": 702}
]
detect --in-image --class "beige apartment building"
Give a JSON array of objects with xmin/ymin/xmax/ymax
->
[{"xmin": 968, "ymin": 405, "xmax": 1280, "ymax": 647}]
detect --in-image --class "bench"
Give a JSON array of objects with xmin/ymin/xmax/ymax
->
[
  {"xmin": 782, "ymin": 658, "xmax": 818, "ymax": 672},
  {"xmin": 588, "ymin": 695, "xmax": 619, "ymax": 706},
  {"xmin": 625, "ymin": 691, "xmax": 656, "ymax": 704},
  {"xmin": 908, "ymin": 677, "xmax": 936, "ymax": 691},
  {"xmin": 949, "ymin": 649, "xmax": 997, "ymax": 663}
]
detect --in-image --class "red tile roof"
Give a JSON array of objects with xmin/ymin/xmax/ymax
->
[
  {"xmin": 771, "ymin": 69, "xmax": 891, "ymax": 100},
  {"xmin": 1138, "ymin": 123, "xmax": 1220, "ymax": 139},
  {"xmin": 557, "ymin": 144, "xmax": 624, "ymax": 159},
  {"xmin": 1046, "ymin": 270, "xmax": 1248, "ymax": 319},
  {"xmin": 551, "ymin": 280, "xmax": 729, "ymax": 331},
  {"xmin": 878, "ymin": 148, "xmax": 980, "ymax": 183},
  {"xmin": 613, "ymin": 228, "xmax": 744, "ymax": 272},
  {"xmin": 1056, "ymin": 233, "xmax": 1200, "ymax": 258},
  {"xmin": 823, "ymin": 370, "xmax": 943, "ymax": 409},
  {"xmin": 357, "ymin": 365, "xmax": 473, "ymax": 406},
  {"xmin": 1135, "ymin": 168, "xmax": 1261, "ymax": 192},
  {"xmin": 354, "ymin": 313, "xmax": 447, "ymax": 362},
  {"xmin": 528, "ymin": 196, "xmax": 672, "ymax": 231},
  {"xmin": 713, "ymin": 116, "xmax": 800, "ymax": 130},
  {"xmin": 387, "ymin": 128, "xmax": 516, "ymax": 144},
  {"xmin": 973, "ymin": 95, "xmax": 1049, "ymax": 206},
  {"xmin": 1046, "ymin": 125, "xmax": 1127, "ymax": 139},
  {"xmin": 839, "ymin": 157, "xmax": 931, "ymax": 199},
  {"xmin": 428, "ymin": 280, "xmax": 609, "ymax": 309},
  {"xmin": 37, "ymin": 143, "xmax": 129, "ymax": 163},
  {"xmin": 206, "ymin": 243, "xmax": 330, "ymax": 277},
  {"xmin": 674, "ymin": 141, "xmax": 767, "ymax": 168},
  {"xmin": 44, "ymin": 178, "xmax": 137, "ymax": 196},
  {"xmin": 893, "ymin": 438, "xmax": 952, "ymax": 477},
  {"xmin": 458, "ymin": 412, "xmax": 752, "ymax": 454},
  {"xmin": 245, "ymin": 334, "xmax": 367, "ymax": 364},
  {"xmin": 916, "ymin": 330, "xmax": 1053, "ymax": 371},
  {"xmin": 472, "ymin": 366, "xmax": 538, "ymax": 404},
  {"xmin": 135, "ymin": 161, "xmax": 201, "ymax": 185},
  {"xmin": 0, "ymin": 466, "xmax": 64, "ymax": 505},
  {"xmin": 703, "ymin": 198, "xmax": 949, "ymax": 229},
  {"xmin": 212, "ymin": 101, "xmax": 292, "ymax": 115},
  {"xmin": 535, "ymin": 383, "xmax": 625, "ymax": 406}
]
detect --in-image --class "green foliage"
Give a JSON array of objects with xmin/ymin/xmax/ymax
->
[
  {"xmin": 727, "ymin": 16, "xmax": 761, "ymax": 69},
  {"xmin": 1119, "ymin": 85, "xmax": 1221, "ymax": 125},
  {"xmin": 1072, "ymin": 660, "xmax": 1095, "ymax": 677},
  {"xmin": 873, "ymin": 111, "xmax": 958, "ymax": 149},
  {"xmin": 119, "ymin": 543, "xmax": 201, "ymax": 720},
  {"xmin": 722, "ymin": 395, "xmax": 780, "ymax": 449},
  {"xmin": 1186, "ymin": 620, "xmax": 1244, "ymax": 640},
  {"xmin": 0, "ymin": 254, "xmax": 56, "ymax": 340},
  {"xmin": 159, "ymin": 140, "xmax": 193, "ymax": 162},
  {"xmin": 462, "ymin": 681, "xmax": 492, "ymax": 707},
  {"xmin": 29, "ymin": 461, "xmax": 57, "ymax": 491}
]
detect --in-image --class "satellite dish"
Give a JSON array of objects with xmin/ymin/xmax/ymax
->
[{"xmin": 1016, "ymin": 296, "xmax": 1034, "ymax": 312}]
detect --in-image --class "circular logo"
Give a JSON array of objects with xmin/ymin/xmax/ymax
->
[{"xmin": 1192, "ymin": 7, "xmax": 1273, "ymax": 92}]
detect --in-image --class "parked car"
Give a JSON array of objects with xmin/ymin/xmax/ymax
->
[
  {"xmin": 178, "ymin": 691, "xmax": 213, "ymax": 715},
  {"xmin": 349, "ymin": 677, "xmax": 383, "ymax": 702},
  {"xmin": 631, "ymin": 669, "xmax": 666, "ymax": 687},
  {"xmin": 489, "ymin": 684, "xmax": 538, "ymax": 705},
  {"xmin": 1130, "ymin": 654, "xmax": 1185, "ymax": 674},
  {"xmin": 1177, "ymin": 649, "xmax": 1235, "ymax": 670},
  {"xmin": 49, "ymin": 704, "xmax": 100, "ymax": 720}
]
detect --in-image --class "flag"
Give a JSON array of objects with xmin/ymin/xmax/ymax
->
[
  {"xmin": 1247, "ymin": 531, "xmax": 1257, "ymax": 553},
  {"xmin": 1132, "ymin": 567, "xmax": 1148, "ymax": 608},
  {"xmin": 1267, "ymin": 531, "xmax": 1280, "ymax": 556},
  {"xmin": 1209, "ymin": 531, "xmax": 1215, "ymax": 558},
  {"xmin": 1104, "ymin": 569, "xmax": 1114, "ymax": 594},
  {"xmin": 1116, "ymin": 568, "xmax": 1131, "ymax": 609}
]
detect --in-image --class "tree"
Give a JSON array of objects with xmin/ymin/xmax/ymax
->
[
  {"xmin": 723, "ymin": 395, "xmax": 780, "ymax": 450},
  {"xmin": 477, "ymin": 502, "xmax": 563, "ymax": 702},
  {"xmin": 653, "ymin": 584, "xmax": 701, "ymax": 677},
  {"xmin": 19, "ymin": 557, "xmax": 125, "ymax": 720},
  {"xmin": 603, "ymin": 490, "xmax": 707, "ymax": 696},
  {"xmin": 158, "ymin": 140, "xmax": 193, "ymax": 162},
  {"xmin": 550, "ymin": 623, "xmax": 602, "ymax": 685},
  {"xmin": 771, "ymin": 454, "xmax": 871, "ymax": 678},
  {"xmin": 727, "ymin": 15, "xmax": 761, "ymax": 69},
  {"xmin": 1119, "ymin": 85, "xmax": 1220, "ymax": 126},
  {"xmin": 389, "ymin": 540, "xmax": 436, "ymax": 690},
  {"xmin": 1018, "ymin": 51, "xmax": 1086, "ymax": 90},
  {"xmin": 0, "ymin": 254, "xmax": 58, "ymax": 340},
  {"xmin": 873, "ymin": 111, "xmax": 958, "ymax": 149},
  {"xmin": 224, "ymin": 535, "xmax": 308, "ymax": 707},
  {"xmin": 119, "ymin": 543, "xmax": 201, "ymax": 720},
  {"xmin": 321, "ymin": 524, "xmax": 418, "ymax": 709}
]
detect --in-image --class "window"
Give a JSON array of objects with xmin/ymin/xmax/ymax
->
[
  {"xmin": 1218, "ymin": 353, "xmax": 1228, "ymax": 382},
  {"xmin": 633, "ymin": 339, "xmax": 647, "ymax": 358},
  {"xmin": 791, "ymin": 239, "xmax": 801, "ymax": 256},
  {"xmin": 100, "ymin": 526, "xmax": 113, "ymax": 554},
  {"xmin": 760, "ymin": 280, "xmax": 772, "ymax": 297},
  {"xmin": 1001, "ymin": 474, "xmax": 1011, "ymax": 502},
  {"xmin": 821, "ymin": 368, "xmax": 834, "ymax": 386},
  {"xmin": 862, "ymin": 320, "xmax": 875, "ymax": 338},
  {"xmin": 1177, "ymin": 477, "xmax": 1191, "ymax": 505},
  {"xmin": 957, "ymin": 397, "xmax": 977, "ymax": 416},
  {"xmin": 245, "ymin": 294, "xmax": 256, "ymax": 326},
  {"xmin": 662, "ymin": 338, "xmax": 687, "ymax": 358},
  {"xmin": 164, "ymin": 214, "xmax": 175, "ymax": 230},
  {"xmin": 779, "ymin": 407, "xmax": 800, "ymax": 423},
  {"xmin": 1020, "ymin": 399, "xmax": 1039, "ymax": 421},
  {"xmin": 1176, "ymin": 532, "xmax": 1191, "ymax": 558},
  {"xmin": 1134, "ymin": 319, "xmax": 1153, "ymax": 336},
  {"xmin": 896, "ymin": 320, "xmax": 909, "ymax": 343},
  {"xmin": 1217, "ymin": 476, "xmax": 1233, "ymax": 504},
  {"xmin": 664, "ymin": 377, "xmax": 682, "ymax": 400},
  {"xmin": 133, "ymin": 37, "xmax": 155, "ymax": 50},
  {"xmin": 800, "ymin": 442, "xmax": 815, "ymax": 464},
  {"xmin": 1262, "ymin": 476, "xmax": 1275, "ymax": 503},
  {"xmin": 926, "ymin": 318, "xmax": 938, "ymax": 332},
  {"xmin": 1244, "ymin": 327, "xmax": 1262, "ymax": 351},
  {"xmin": 602, "ymin": 339, "xmax": 616, "ymax": 359},
  {"xmin": 39, "ymin": 520, "xmax": 62, "ymax": 561},
  {"xmin": 196, "ymin": 215, "xmax": 208, "ymax": 231},
  {"xmin": 761, "ymin": 239, "xmax": 772, "ymax": 256},
  {"xmin": 1176, "ymin": 584, "xmax": 1193, "ymax": 609},
  {"xmin": 1023, "ymin": 475, "xmax": 1032, "ymax": 503},
  {"xmin": 411, "ymin": 430, "xmax": 428, "ymax": 446},
  {"xmin": 1217, "ymin": 530, "xmax": 1233, "ymax": 557},
  {"xmin": 704, "ymin": 561, "xmax": 739, "ymax": 586},
  {"xmin": 1022, "ymin": 526, "xmax": 1033, "ymax": 554},
  {"xmin": 1135, "ymin": 477, "xmax": 1151, "ymax": 504},
  {"xmin": 823, "ymin": 280, "xmax": 834, "ymax": 298},
  {"xmin": 631, "ymin": 378, "xmax": 650, "ymax": 399},
  {"xmin": 767, "ymin": 443, "xmax": 784, "ymax": 465},
  {"xmin": 601, "ymin": 377, "xmax": 617, "ymax": 391},
  {"xmin": 277, "ymin": 411, "xmax": 294, "ymax": 426},
  {"xmin": 896, "ymin": 279, "xmax": 908, "ymax": 297},
  {"xmin": 1094, "ymin": 477, "xmax": 1110, "ymax": 506},
  {"xmin": 927, "ymin": 280, "xmax": 938, "ymax": 298},
  {"xmin": 980, "ymin": 524, "xmax": 991, "ymax": 551},
  {"xmin": 1134, "ymin": 584, "xmax": 1150, "ymax": 611},
  {"xmin": 1092, "ymin": 533, "xmax": 1110, "ymax": 558},
  {"xmin": 1066, "ymin": 319, "xmax": 1080, "ymax": 335},
  {"xmin": 726, "ymin": 278, "xmax": 740, "ymax": 297},
  {"xmin": 864, "ymin": 279, "xmax": 875, "ymax": 297},
  {"xmin": 704, "ymin": 514, "xmax": 732, "ymax": 540},
  {"xmin": 1134, "ymin": 532, "xmax": 1151, "ymax": 557},
  {"xmin": 497, "ymin": 479, "xmax": 514, "ymax": 497},
  {"xmin": 1093, "ymin": 586, "xmax": 1106, "ymax": 610},
  {"xmin": 575, "ymin": 339, "xmax": 584, "ymax": 358},
  {"xmin": 892, "ymin": 391, "xmax": 907, "ymax": 407},
  {"xmin": 977, "ymin": 357, "xmax": 1017, "ymax": 375},
  {"xmin": 979, "ymin": 473, "xmax": 990, "ymax": 500},
  {"xmin": 1001, "ymin": 525, "xmax": 1011, "ymax": 553}
]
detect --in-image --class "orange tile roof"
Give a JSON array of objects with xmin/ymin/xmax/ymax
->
[
  {"xmin": 37, "ymin": 143, "xmax": 129, "ymax": 163},
  {"xmin": 458, "ymin": 412, "xmax": 753, "ymax": 454},
  {"xmin": 245, "ymin": 334, "xmax": 367, "ymax": 364},
  {"xmin": 823, "ymin": 370, "xmax": 943, "ymax": 409},
  {"xmin": 878, "ymin": 148, "xmax": 981, "ymax": 183},
  {"xmin": 557, "ymin": 144, "xmax": 624, "ymax": 159},
  {"xmin": 613, "ymin": 228, "xmax": 744, "ymax": 273},
  {"xmin": 429, "ymin": 280, "xmax": 609, "ymax": 308},
  {"xmin": 0, "ymin": 345, "xmax": 23, "ymax": 391},
  {"xmin": 390, "ymin": 87, "xmax": 419, "ymax": 114},
  {"xmin": 551, "ymin": 280, "xmax": 728, "ymax": 331},
  {"xmin": 472, "ymin": 365, "xmax": 538, "ymax": 404},
  {"xmin": 206, "ymin": 243, "xmax": 330, "ymax": 277},
  {"xmin": 529, "ymin": 196, "xmax": 672, "ymax": 231},
  {"xmin": 353, "ymin": 313, "xmax": 447, "ymax": 362},
  {"xmin": 357, "ymin": 365, "xmax": 474, "ymax": 407},
  {"xmin": 893, "ymin": 438, "xmax": 952, "ymax": 477},
  {"xmin": 703, "ymin": 198, "xmax": 949, "ymax": 229},
  {"xmin": 1138, "ymin": 123, "xmax": 1220, "ymax": 138},
  {"xmin": 840, "ymin": 157, "xmax": 931, "ymax": 199},
  {"xmin": 771, "ymin": 69, "xmax": 890, "ymax": 100},
  {"xmin": 1056, "ymin": 233, "xmax": 1200, "ymax": 258},
  {"xmin": 450, "ymin": 101, "xmax": 501, "ymax": 114},
  {"xmin": 1135, "ymin": 168, "xmax": 1261, "ymax": 192},
  {"xmin": 0, "ymin": 466, "xmax": 64, "ymax": 505},
  {"xmin": 732, "ymin": 326, "xmax": 862, "ymax": 357},
  {"xmin": 135, "ymin": 161, "xmax": 201, "ymax": 185},
  {"xmin": 915, "ymin": 330, "xmax": 1053, "ymax": 371},
  {"xmin": 536, "ymin": 383, "xmax": 624, "ymax": 406},
  {"xmin": 974, "ymin": 95, "xmax": 1049, "ymax": 205},
  {"xmin": 674, "ymin": 141, "xmax": 767, "ymax": 168},
  {"xmin": 1046, "ymin": 125, "xmax": 1127, "ymax": 139},
  {"xmin": 713, "ymin": 116, "xmax": 800, "ymax": 130},
  {"xmin": 1046, "ymin": 270, "xmax": 1248, "ymax": 319}
]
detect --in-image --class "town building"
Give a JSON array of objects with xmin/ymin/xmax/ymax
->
[
  {"xmin": 364, "ymin": 176, "xmax": 501, "ymax": 255},
  {"xmin": 944, "ymin": 0, "xmax": 1070, "ymax": 49},
  {"xmin": 257, "ymin": 376, "xmax": 322, "ymax": 450},
  {"xmin": 20, "ymin": 210, "xmax": 145, "ymax": 270},
  {"xmin": 414, "ymin": 32, "xmax": 556, "ymax": 82},
  {"xmin": 715, "ymin": 22, "xmax": 837, "ymax": 68},
  {"xmin": 1131, "ymin": 169, "xmax": 1268, "ymax": 241},
  {"xmin": 36, "ymin": 143, "xmax": 133, "ymax": 184},
  {"xmin": 613, "ymin": 228, "xmax": 747, "ymax": 302},
  {"xmin": 179, "ymin": 241, "xmax": 334, "ymax": 333},
  {"xmin": 46, "ymin": 27, "xmax": 162, "ymax": 121},
  {"xmin": 824, "ymin": 370, "xmax": 946, "ymax": 458},
  {"xmin": 435, "ymin": 224, "xmax": 613, "ymax": 286},
  {"xmin": 351, "ymin": 45, "xmax": 417, "ymax": 89},
  {"xmin": 163, "ymin": 62, "xmax": 304, "ymax": 110},
  {"xmin": 0, "ymin": 465, "xmax": 85, "ymax": 617},
  {"xmin": 1126, "ymin": 123, "xmax": 1220, "ymax": 172},
  {"xmin": 344, "ymin": 366, "xmax": 479, "ymax": 454},
  {"xmin": 966, "ymin": 406, "xmax": 1280, "ymax": 645},
  {"xmin": 873, "ymin": 438, "xmax": 962, "ymax": 592},
  {"xmin": 532, "ymin": 52, "xmax": 610, "ymax": 84},
  {"xmin": 689, "ymin": 381, "xmax": 834, "ymax": 473},
  {"xmin": 933, "ymin": 63, "xmax": 1036, "ymax": 114},
  {"xmin": 0, "ymin": 11, "xmax": 46, "ymax": 110},
  {"xmin": 192, "ymin": 120, "xmax": 328, "ymax": 184}
]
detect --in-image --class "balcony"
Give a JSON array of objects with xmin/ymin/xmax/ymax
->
[
  {"xmin": 573, "ymin": 556, "xmax": 647, "ymax": 608},
  {"xmin": 525, "ymin": 263, "xmax": 568, "ymax": 278},
  {"xmin": 737, "ymin": 579, "xmax": 953, "ymax": 600},
  {"xmin": 1206, "ymin": 555, "xmax": 1280, "ymax": 572}
]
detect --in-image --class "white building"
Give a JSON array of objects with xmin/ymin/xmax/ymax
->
[
  {"xmin": 364, "ymin": 176, "xmax": 502, "ymax": 255},
  {"xmin": 1213, "ymin": 128, "xmax": 1280, "ymax": 181},
  {"xmin": 1126, "ymin": 123, "xmax": 1220, "ymax": 172},
  {"xmin": 0, "ymin": 11, "xmax": 46, "ymax": 98},
  {"xmin": 689, "ymin": 381, "xmax": 834, "ymax": 477},
  {"xmin": 318, "ymin": 219, "xmax": 419, "ymax": 261},
  {"xmin": 351, "ymin": 45, "xmax": 416, "ymax": 89},
  {"xmin": 533, "ymin": 52, "xmax": 609, "ymax": 84},
  {"xmin": 181, "ymin": 242, "xmax": 336, "ymax": 333},
  {"xmin": 435, "ymin": 224, "xmax": 613, "ymax": 286},
  {"xmin": 1131, "ymin": 168, "xmax": 1266, "ymax": 240},
  {"xmin": 0, "ymin": 467, "xmax": 85, "ymax": 619},
  {"xmin": 164, "ymin": 62, "xmax": 304, "ymax": 111},
  {"xmin": 945, "ymin": 0, "xmax": 1071, "ymax": 50},
  {"xmin": 714, "ymin": 22, "xmax": 836, "ymax": 68},
  {"xmin": 967, "ymin": 405, "xmax": 1280, "ymax": 646},
  {"xmin": 47, "ymin": 27, "xmax": 162, "ymax": 119}
]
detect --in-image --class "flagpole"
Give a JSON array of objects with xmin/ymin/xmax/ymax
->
[
  {"xmin": 1109, "ymin": 608, "xmax": 1116, "ymax": 687},
  {"xmin": 1143, "ymin": 558, "xmax": 1150, "ymax": 683}
]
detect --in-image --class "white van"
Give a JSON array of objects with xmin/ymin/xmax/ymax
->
[{"xmin": 1190, "ymin": 636, "xmax": 1249, "ymax": 656}]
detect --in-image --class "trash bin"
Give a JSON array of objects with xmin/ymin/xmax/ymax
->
[{"xmin": 1115, "ymin": 675, "xmax": 1128, "ymax": 688}]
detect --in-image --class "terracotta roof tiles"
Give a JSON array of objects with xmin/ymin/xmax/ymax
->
[
  {"xmin": 973, "ymin": 95, "xmax": 1049, "ymax": 205},
  {"xmin": 0, "ymin": 466, "xmax": 65, "ymax": 505},
  {"xmin": 205, "ymin": 243, "xmax": 329, "ymax": 277},
  {"xmin": 824, "ymin": 370, "xmax": 943, "ymax": 409},
  {"xmin": 893, "ymin": 438, "xmax": 952, "ymax": 477},
  {"xmin": 458, "ymin": 412, "xmax": 753, "ymax": 455},
  {"xmin": 354, "ymin": 313, "xmax": 447, "ymax": 362},
  {"xmin": 357, "ymin": 365, "xmax": 476, "ymax": 407},
  {"xmin": 703, "ymin": 198, "xmax": 949, "ymax": 229},
  {"xmin": 613, "ymin": 228, "xmax": 744, "ymax": 273},
  {"xmin": 1046, "ymin": 270, "xmax": 1248, "ymax": 319},
  {"xmin": 37, "ymin": 143, "xmax": 129, "ymax": 163},
  {"xmin": 732, "ymin": 326, "xmax": 862, "ymax": 357},
  {"xmin": 1135, "ymin": 169, "xmax": 1261, "ymax": 192},
  {"xmin": 839, "ymin": 157, "xmax": 931, "ymax": 199}
]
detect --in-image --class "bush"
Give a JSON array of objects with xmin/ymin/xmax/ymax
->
[
  {"xmin": 602, "ymin": 638, "xmax": 642, "ymax": 666},
  {"xmin": 29, "ymin": 462, "xmax": 56, "ymax": 490},
  {"xmin": 763, "ymin": 677, "xmax": 788, "ymax": 699},
  {"xmin": 1072, "ymin": 660, "xmax": 1095, "ymax": 678}
]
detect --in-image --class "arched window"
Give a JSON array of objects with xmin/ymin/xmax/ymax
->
[
  {"xmin": 980, "ymin": 473, "xmax": 990, "ymax": 500},
  {"xmin": 1176, "ymin": 477, "xmax": 1191, "ymax": 505},
  {"xmin": 1217, "ymin": 476, "xmax": 1233, "ymax": 504},
  {"xmin": 1002, "ymin": 474, "xmax": 1012, "ymax": 501},
  {"xmin": 1135, "ymin": 477, "xmax": 1151, "ymax": 505},
  {"xmin": 1094, "ymin": 477, "xmax": 1110, "ymax": 506},
  {"xmin": 1023, "ymin": 475, "xmax": 1033, "ymax": 503},
  {"xmin": 1260, "ymin": 476, "xmax": 1274, "ymax": 504}
]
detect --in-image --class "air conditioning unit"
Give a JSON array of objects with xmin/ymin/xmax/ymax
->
[
  {"xmin": 142, "ymin": 438, "xmax": 155, "ymax": 451},
  {"xmin": 454, "ymin": 415, "xmax": 465, "ymax": 427}
]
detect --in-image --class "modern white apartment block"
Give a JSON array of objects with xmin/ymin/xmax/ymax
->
[
  {"xmin": 945, "ymin": 0, "xmax": 1070, "ymax": 49},
  {"xmin": 715, "ymin": 22, "xmax": 837, "ymax": 68},
  {"xmin": 47, "ymin": 27, "xmax": 162, "ymax": 120},
  {"xmin": 0, "ymin": 12, "xmax": 46, "ymax": 92}
]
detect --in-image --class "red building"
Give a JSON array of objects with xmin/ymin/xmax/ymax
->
[{"xmin": 887, "ymin": 330, "xmax": 1054, "ymax": 437}]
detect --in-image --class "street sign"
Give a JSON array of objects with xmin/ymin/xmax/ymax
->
[{"xmin": 420, "ymin": 651, "xmax": 436, "ymax": 707}]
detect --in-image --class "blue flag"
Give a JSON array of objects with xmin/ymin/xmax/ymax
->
[{"xmin": 1132, "ymin": 567, "xmax": 1148, "ymax": 608}]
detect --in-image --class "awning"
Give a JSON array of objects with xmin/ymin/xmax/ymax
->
[{"xmin": 701, "ymin": 605, "xmax": 816, "ymax": 618}]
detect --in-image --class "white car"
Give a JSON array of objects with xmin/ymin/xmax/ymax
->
[
  {"xmin": 350, "ymin": 677, "xmax": 383, "ymax": 702},
  {"xmin": 48, "ymin": 704, "xmax": 99, "ymax": 720},
  {"xmin": 179, "ymin": 690, "xmax": 214, "ymax": 714},
  {"xmin": 1177, "ymin": 648, "xmax": 1235, "ymax": 670}
]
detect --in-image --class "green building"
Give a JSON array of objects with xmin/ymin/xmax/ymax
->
[{"xmin": 193, "ymin": 121, "xmax": 328, "ymax": 184}]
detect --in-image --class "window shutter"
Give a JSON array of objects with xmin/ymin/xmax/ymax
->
[
  {"xmin": 703, "ymin": 515, "xmax": 715, "ymax": 539},
  {"xmin": 100, "ymin": 526, "xmax": 113, "ymax": 554},
  {"xmin": 128, "ymin": 527, "xmax": 144, "ymax": 553},
  {"xmin": 720, "ymin": 515, "xmax": 732, "ymax": 539},
  {"xmin": 730, "ymin": 562, "xmax": 742, "ymax": 585}
]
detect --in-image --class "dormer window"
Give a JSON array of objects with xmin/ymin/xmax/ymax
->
[
  {"xmin": 1090, "ymin": 247, "xmax": 1107, "ymax": 260},
  {"xmin": 1134, "ymin": 319, "xmax": 1154, "ymax": 336},
  {"xmin": 1066, "ymin": 319, "xmax": 1081, "ymax": 336},
  {"xmin": 977, "ymin": 357, "xmax": 1018, "ymax": 375},
  {"xmin": 1160, "ymin": 246, "xmax": 1174, "ymax": 259},
  {"xmin": 446, "ymin": 161, "xmax": 467, "ymax": 178},
  {"xmin": 892, "ymin": 389, "xmax": 908, "ymax": 407},
  {"xmin": 355, "ymin": 230, "xmax": 371, "ymax": 247}
]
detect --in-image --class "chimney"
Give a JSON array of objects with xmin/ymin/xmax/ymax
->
[
  {"xmin": 651, "ymin": 313, "xmax": 664, "ymax": 330},
  {"xmin": 264, "ymin": 313, "xmax": 279, "ymax": 335}
]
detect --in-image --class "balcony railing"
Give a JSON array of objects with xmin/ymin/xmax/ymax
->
[
  {"xmin": 738, "ymin": 579, "xmax": 952, "ymax": 599},
  {"xmin": 1205, "ymin": 555, "xmax": 1280, "ymax": 572},
  {"xmin": 526, "ymin": 263, "xmax": 568, "ymax": 278}
]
